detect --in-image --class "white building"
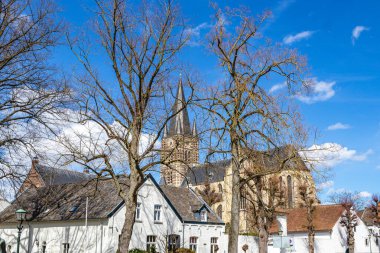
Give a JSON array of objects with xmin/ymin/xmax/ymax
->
[
  {"xmin": 0, "ymin": 174, "xmax": 225, "ymax": 253},
  {"xmin": 269, "ymin": 204, "xmax": 380, "ymax": 253}
]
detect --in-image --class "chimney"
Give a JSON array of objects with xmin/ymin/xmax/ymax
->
[{"xmin": 276, "ymin": 213, "xmax": 288, "ymax": 236}]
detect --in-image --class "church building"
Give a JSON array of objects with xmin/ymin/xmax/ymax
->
[{"xmin": 160, "ymin": 79, "xmax": 318, "ymax": 233}]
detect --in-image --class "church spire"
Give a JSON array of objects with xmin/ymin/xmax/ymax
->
[
  {"xmin": 192, "ymin": 120, "xmax": 197, "ymax": 136},
  {"xmin": 163, "ymin": 124, "xmax": 168, "ymax": 138},
  {"xmin": 168, "ymin": 78, "xmax": 191, "ymax": 136}
]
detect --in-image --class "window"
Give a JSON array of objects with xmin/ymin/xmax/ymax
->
[
  {"xmin": 154, "ymin": 205, "xmax": 161, "ymax": 222},
  {"xmin": 200, "ymin": 210, "xmax": 207, "ymax": 222},
  {"xmin": 189, "ymin": 237, "xmax": 198, "ymax": 252},
  {"xmin": 62, "ymin": 243, "xmax": 69, "ymax": 253},
  {"xmin": 218, "ymin": 183, "xmax": 223, "ymax": 193},
  {"xmin": 365, "ymin": 238, "xmax": 369, "ymax": 246},
  {"xmin": 287, "ymin": 175, "xmax": 293, "ymax": 208},
  {"xmin": 136, "ymin": 202, "xmax": 141, "ymax": 220},
  {"xmin": 217, "ymin": 205, "xmax": 222, "ymax": 218},
  {"xmin": 168, "ymin": 234, "xmax": 180, "ymax": 251},
  {"xmin": 240, "ymin": 188, "xmax": 247, "ymax": 210},
  {"xmin": 146, "ymin": 236, "xmax": 156, "ymax": 252},
  {"xmin": 210, "ymin": 237, "xmax": 218, "ymax": 253},
  {"xmin": 376, "ymin": 237, "xmax": 379, "ymax": 246}
]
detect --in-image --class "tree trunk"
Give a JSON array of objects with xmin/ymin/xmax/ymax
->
[
  {"xmin": 228, "ymin": 138, "xmax": 240, "ymax": 253},
  {"xmin": 348, "ymin": 225, "xmax": 355, "ymax": 253},
  {"xmin": 117, "ymin": 172, "xmax": 143, "ymax": 252},
  {"xmin": 258, "ymin": 218, "xmax": 268, "ymax": 253},
  {"xmin": 256, "ymin": 178, "xmax": 268, "ymax": 253},
  {"xmin": 308, "ymin": 231, "xmax": 315, "ymax": 253}
]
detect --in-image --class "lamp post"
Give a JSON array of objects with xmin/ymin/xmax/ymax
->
[{"xmin": 15, "ymin": 209, "xmax": 26, "ymax": 253}]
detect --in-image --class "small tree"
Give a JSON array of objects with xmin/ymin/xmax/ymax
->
[
  {"xmin": 299, "ymin": 184, "xmax": 316, "ymax": 253},
  {"xmin": 330, "ymin": 192, "xmax": 363, "ymax": 253},
  {"xmin": 196, "ymin": 182, "xmax": 222, "ymax": 207}
]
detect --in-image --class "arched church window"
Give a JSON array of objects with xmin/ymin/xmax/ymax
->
[
  {"xmin": 218, "ymin": 183, "xmax": 223, "ymax": 193},
  {"xmin": 287, "ymin": 175, "xmax": 293, "ymax": 208},
  {"xmin": 217, "ymin": 205, "xmax": 223, "ymax": 218}
]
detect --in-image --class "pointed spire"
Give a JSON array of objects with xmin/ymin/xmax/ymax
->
[
  {"xmin": 163, "ymin": 124, "xmax": 168, "ymax": 138},
  {"xmin": 168, "ymin": 77, "xmax": 191, "ymax": 136},
  {"xmin": 192, "ymin": 120, "xmax": 197, "ymax": 136}
]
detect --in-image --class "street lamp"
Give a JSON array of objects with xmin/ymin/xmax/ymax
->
[
  {"xmin": 15, "ymin": 209, "xmax": 26, "ymax": 253},
  {"xmin": 368, "ymin": 228, "xmax": 373, "ymax": 253}
]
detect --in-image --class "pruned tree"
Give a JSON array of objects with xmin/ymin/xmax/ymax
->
[
  {"xmin": 65, "ymin": 0, "xmax": 191, "ymax": 251},
  {"xmin": 196, "ymin": 6, "xmax": 308, "ymax": 253},
  {"xmin": 243, "ymin": 174, "xmax": 285, "ymax": 252},
  {"xmin": 369, "ymin": 194, "xmax": 380, "ymax": 225},
  {"xmin": 330, "ymin": 191, "xmax": 363, "ymax": 253},
  {"xmin": 196, "ymin": 182, "xmax": 222, "ymax": 207},
  {"xmin": 0, "ymin": 0, "xmax": 66, "ymax": 194},
  {"xmin": 299, "ymin": 184, "xmax": 317, "ymax": 253}
]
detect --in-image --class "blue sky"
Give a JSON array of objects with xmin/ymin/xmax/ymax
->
[{"xmin": 54, "ymin": 0, "xmax": 380, "ymax": 201}]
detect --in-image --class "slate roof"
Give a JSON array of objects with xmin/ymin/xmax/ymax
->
[
  {"xmin": 35, "ymin": 165, "xmax": 93, "ymax": 186},
  {"xmin": 181, "ymin": 159, "xmax": 231, "ymax": 186},
  {"xmin": 182, "ymin": 145, "xmax": 308, "ymax": 186},
  {"xmin": 160, "ymin": 185, "xmax": 224, "ymax": 224},
  {"xmin": 167, "ymin": 79, "xmax": 192, "ymax": 137},
  {"xmin": 1, "ymin": 178, "xmax": 126, "ymax": 223},
  {"xmin": 1, "ymin": 175, "xmax": 223, "ymax": 225},
  {"xmin": 269, "ymin": 204, "xmax": 345, "ymax": 234}
]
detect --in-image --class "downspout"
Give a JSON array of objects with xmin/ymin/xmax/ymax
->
[{"xmin": 182, "ymin": 221, "xmax": 185, "ymax": 248}]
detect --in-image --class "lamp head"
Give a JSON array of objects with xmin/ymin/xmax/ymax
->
[{"xmin": 15, "ymin": 209, "xmax": 26, "ymax": 222}]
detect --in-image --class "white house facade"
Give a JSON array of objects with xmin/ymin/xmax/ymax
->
[{"xmin": 0, "ymin": 174, "xmax": 226, "ymax": 253}]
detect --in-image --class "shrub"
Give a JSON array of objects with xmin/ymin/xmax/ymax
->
[
  {"xmin": 175, "ymin": 248, "xmax": 195, "ymax": 253},
  {"xmin": 129, "ymin": 249, "xmax": 147, "ymax": 253}
]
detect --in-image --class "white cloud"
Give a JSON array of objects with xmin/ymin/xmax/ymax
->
[
  {"xmin": 184, "ymin": 22, "xmax": 212, "ymax": 47},
  {"xmin": 300, "ymin": 142, "xmax": 373, "ymax": 168},
  {"xmin": 317, "ymin": 180, "xmax": 334, "ymax": 190},
  {"xmin": 283, "ymin": 31, "xmax": 314, "ymax": 45},
  {"xmin": 327, "ymin": 122, "xmax": 351, "ymax": 131},
  {"xmin": 358, "ymin": 191, "xmax": 372, "ymax": 198},
  {"xmin": 269, "ymin": 82, "xmax": 287, "ymax": 93},
  {"xmin": 296, "ymin": 78, "xmax": 336, "ymax": 104},
  {"xmin": 352, "ymin": 26, "xmax": 370, "ymax": 44}
]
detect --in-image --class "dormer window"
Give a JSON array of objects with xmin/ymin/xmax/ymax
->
[{"xmin": 200, "ymin": 210, "xmax": 207, "ymax": 222}]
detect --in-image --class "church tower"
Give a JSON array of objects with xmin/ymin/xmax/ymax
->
[{"xmin": 160, "ymin": 79, "xmax": 199, "ymax": 187}]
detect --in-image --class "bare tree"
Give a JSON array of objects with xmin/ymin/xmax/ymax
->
[
  {"xmin": 65, "ymin": 0, "xmax": 190, "ymax": 251},
  {"xmin": 0, "ymin": 0, "xmax": 66, "ymax": 194},
  {"xmin": 197, "ymin": 6, "xmax": 308, "ymax": 253},
  {"xmin": 244, "ymin": 175, "xmax": 285, "ymax": 252},
  {"xmin": 196, "ymin": 182, "xmax": 222, "ymax": 207},
  {"xmin": 299, "ymin": 184, "xmax": 317, "ymax": 253},
  {"xmin": 330, "ymin": 191, "xmax": 363, "ymax": 253},
  {"xmin": 369, "ymin": 194, "xmax": 380, "ymax": 225}
]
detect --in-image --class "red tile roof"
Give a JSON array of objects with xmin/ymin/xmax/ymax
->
[{"xmin": 270, "ymin": 204, "xmax": 345, "ymax": 234}]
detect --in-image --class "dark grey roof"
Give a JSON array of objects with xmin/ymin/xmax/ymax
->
[
  {"xmin": 36, "ymin": 165, "xmax": 93, "ymax": 186},
  {"xmin": 1, "ymin": 178, "xmax": 127, "ymax": 223},
  {"xmin": 182, "ymin": 145, "xmax": 308, "ymax": 186},
  {"xmin": 161, "ymin": 185, "xmax": 224, "ymax": 224},
  {"xmin": 168, "ymin": 79, "xmax": 192, "ymax": 137},
  {"xmin": 182, "ymin": 159, "xmax": 231, "ymax": 186},
  {"xmin": 1, "ymin": 175, "xmax": 223, "ymax": 225}
]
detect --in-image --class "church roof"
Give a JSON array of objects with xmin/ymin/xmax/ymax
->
[
  {"xmin": 182, "ymin": 145, "xmax": 308, "ymax": 186},
  {"xmin": 181, "ymin": 159, "xmax": 231, "ymax": 186},
  {"xmin": 168, "ymin": 79, "xmax": 192, "ymax": 137}
]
